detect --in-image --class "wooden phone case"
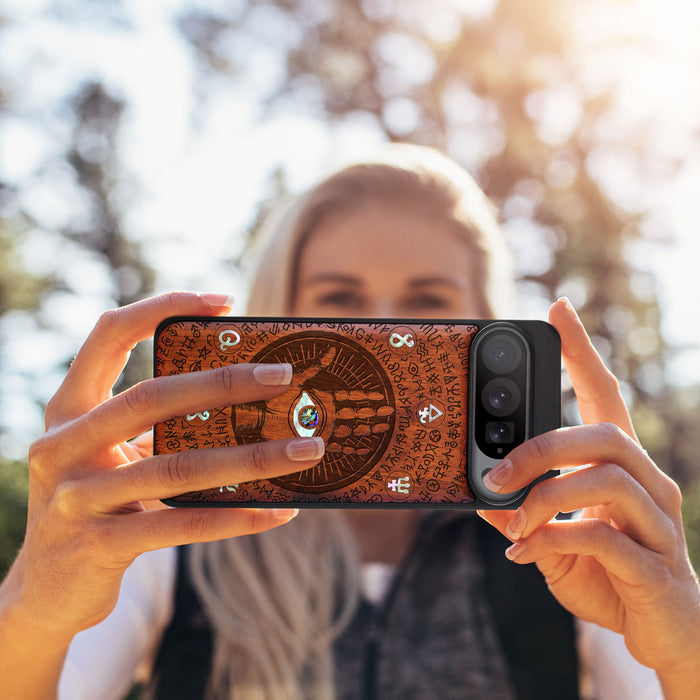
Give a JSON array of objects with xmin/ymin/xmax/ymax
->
[{"xmin": 153, "ymin": 317, "xmax": 559, "ymax": 508}]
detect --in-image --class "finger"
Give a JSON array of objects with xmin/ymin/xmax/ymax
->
[
  {"xmin": 66, "ymin": 362, "xmax": 293, "ymax": 456},
  {"xmin": 548, "ymin": 298, "xmax": 636, "ymax": 439},
  {"xmin": 47, "ymin": 292, "xmax": 235, "ymax": 424},
  {"xmin": 120, "ymin": 440, "xmax": 145, "ymax": 462},
  {"xmin": 110, "ymin": 506, "xmax": 300, "ymax": 558},
  {"xmin": 483, "ymin": 423, "xmax": 681, "ymax": 514},
  {"xmin": 88, "ymin": 437, "xmax": 325, "ymax": 507},
  {"xmin": 503, "ymin": 464, "xmax": 675, "ymax": 554},
  {"xmin": 127, "ymin": 430, "xmax": 153, "ymax": 459},
  {"xmin": 119, "ymin": 430, "xmax": 153, "ymax": 461},
  {"xmin": 476, "ymin": 509, "xmax": 516, "ymax": 539},
  {"xmin": 503, "ymin": 518, "xmax": 663, "ymax": 587}
]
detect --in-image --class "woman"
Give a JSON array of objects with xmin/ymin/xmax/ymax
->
[{"xmin": 0, "ymin": 145, "xmax": 698, "ymax": 699}]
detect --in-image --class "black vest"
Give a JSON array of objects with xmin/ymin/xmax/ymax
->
[{"xmin": 149, "ymin": 514, "xmax": 579, "ymax": 699}]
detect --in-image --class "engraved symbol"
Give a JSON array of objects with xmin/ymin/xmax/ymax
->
[
  {"xmin": 388, "ymin": 325, "xmax": 417, "ymax": 355},
  {"xmin": 186, "ymin": 411, "xmax": 210, "ymax": 422},
  {"xmin": 218, "ymin": 329, "xmax": 241, "ymax": 351},
  {"xmin": 389, "ymin": 332, "xmax": 414, "ymax": 349},
  {"xmin": 387, "ymin": 475, "xmax": 411, "ymax": 494},
  {"xmin": 418, "ymin": 403, "xmax": 444, "ymax": 425},
  {"xmin": 384, "ymin": 470, "xmax": 414, "ymax": 500},
  {"xmin": 426, "ymin": 478, "xmax": 440, "ymax": 492},
  {"xmin": 416, "ymin": 399, "xmax": 446, "ymax": 428},
  {"xmin": 219, "ymin": 484, "xmax": 239, "ymax": 493}
]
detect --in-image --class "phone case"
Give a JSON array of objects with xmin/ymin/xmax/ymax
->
[{"xmin": 153, "ymin": 317, "xmax": 560, "ymax": 508}]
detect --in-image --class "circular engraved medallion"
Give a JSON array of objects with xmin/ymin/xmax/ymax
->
[
  {"xmin": 388, "ymin": 325, "xmax": 416, "ymax": 355},
  {"xmin": 231, "ymin": 331, "xmax": 395, "ymax": 493}
]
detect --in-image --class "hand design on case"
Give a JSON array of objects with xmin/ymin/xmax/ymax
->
[
  {"xmin": 268, "ymin": 347, "xmax": 394, "ymax": 456},
  {"xmin": 232, "ymin": 334, "xmax": 396, "ymax": 492}
]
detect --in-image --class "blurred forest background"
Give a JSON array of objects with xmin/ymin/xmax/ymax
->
[{"xmin": 1, "ymin": 0, "xmax": 700, "ymax": 574}]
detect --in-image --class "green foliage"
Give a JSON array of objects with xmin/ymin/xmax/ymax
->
[
  {"xmin": 0, "ymin": 222, "xmax": 54, "ymax": 316},
  {"xmin": 682, "ymin": 478, "xmax": 700, "ymax": 572},
  {"xmin": 0, "ymin": 460, "xmax": 28, "ymax": 577}
]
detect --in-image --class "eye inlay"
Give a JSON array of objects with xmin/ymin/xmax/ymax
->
[
  {"xmin": 298, "ymin": 405, "xmax": 319, "ymax": 429},
  {"xmin": 292, "ymin": 391, "xmax": 321, "ymax": 437}
]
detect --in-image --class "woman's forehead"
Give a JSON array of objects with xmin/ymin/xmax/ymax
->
[{"xmin": 297, "ymin": 203, "xmax": 471, "ymax": 277}]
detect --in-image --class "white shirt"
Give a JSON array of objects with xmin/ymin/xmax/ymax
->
[{"xmin": 59, "ymin": 548, "xmax": 663, "ymax": 700}]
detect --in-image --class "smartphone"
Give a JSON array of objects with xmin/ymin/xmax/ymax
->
[{"xmin": 153, "ymin": 317, "xmax": 560, "ymax": 509}]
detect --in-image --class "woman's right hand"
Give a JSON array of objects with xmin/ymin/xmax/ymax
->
[{"xmin": 1, "ymin": 292, "xmax": 324, "ymax": 642}]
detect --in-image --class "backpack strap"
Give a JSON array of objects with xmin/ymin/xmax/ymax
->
[
  {"xmin": 147, "ymin": 546, "xmax": 212, "ymax": 699},
  {"xmin": 477, "ymin": 515, "xmax": 580, "ymax": 700}
]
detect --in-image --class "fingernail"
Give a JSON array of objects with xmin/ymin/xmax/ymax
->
[
  {"xmin": 286, "ymin": 437, "xmax": 325, "ymax": 461},
  {"xmin": 254, "ymin": 363, "xmax": 293, "ymax": 386},
  {"xmin": 273, "ymin": 508, "xmax": 299, "ymax": 521},
  {"xmin": 505, "ymin": 541, "xmax": 527, "ymax": 561},
  {"xmin": 483, "ymin": 460, "xmax": 512, "ymax": 493},
  {"xmin": 199, "ymin": 293, "xmax": 236, "ymax": 310},
  {"xmin": 506, "ymin": 509, "xmax": 527, "ymax": 540},
  {"xmin": 557, "ymin": 296, "xmax": 578, "ymax": 319}
]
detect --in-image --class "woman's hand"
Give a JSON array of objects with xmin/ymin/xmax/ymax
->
[
  {"xmin": 478, "ymin": 298, "xmax": 700, "ymax": 695},
  {"xmin": 1, "ymin": 292, "xmax": 325, "ymax": 644}
]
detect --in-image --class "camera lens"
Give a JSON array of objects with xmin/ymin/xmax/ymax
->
[
  {"xmin": 489, "ymin": 387, "xmax": 510, "ymax": 411},
  {"xmin": 486, "ymin": 421, "xmax": 514, "ymax": 444},
  {"xmin": 481, "ymin": 378, "xmax": 521, "ymax": 417},
  {"xmin": 482, "ymin": 334, "xmax": 523, "ymax": 374}
]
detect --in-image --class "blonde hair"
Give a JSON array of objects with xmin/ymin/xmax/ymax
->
[
  {"xmin": 189, "ymin": 144, "xmax": 514, "ymax": 699},
  {"xmin": 189, "ymin": 512, "xmax": 359, "ymax": 700},
  {"xmin": 246, "ymin": 143, "xmax": 513, "ymax": 318}
]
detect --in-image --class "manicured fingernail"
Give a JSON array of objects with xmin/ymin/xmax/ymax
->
[
  {"xmin": 254, "ymin": 363, "xmax": 293, "ymax": 386},
  {"xmin": 273, "ymin": 508, "xmax": 299, "ymax": 521},
  {"xmin": 557, "ymin": 296, "xmax": 578, "ymax": 319},
  {"xmin": 286, "ymin": 437, "xmax": 325, "ymax": 461},
  {"xmin": 505, "ymin": 541, "xmax": 527, "ymax": 561},
  {"xmin": 483, "ymin": 460, "xmax": 512, "ymax": 493},
  {"xmin": 506, "ymin": 509, "xmax": 527, "ymax": 540},
  {"xmin": 199, "ymin": 293, "xmax": 236, "ymax": 310}
]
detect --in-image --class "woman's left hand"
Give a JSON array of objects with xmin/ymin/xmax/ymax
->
[{"xmin": 478, "ymin": 298, "xmax": 700, "ymax": 695}]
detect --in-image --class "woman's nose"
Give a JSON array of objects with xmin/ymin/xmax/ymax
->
[{"xmin": 364, "ymin": 300, "xmax": 401, "ymax": 319}]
